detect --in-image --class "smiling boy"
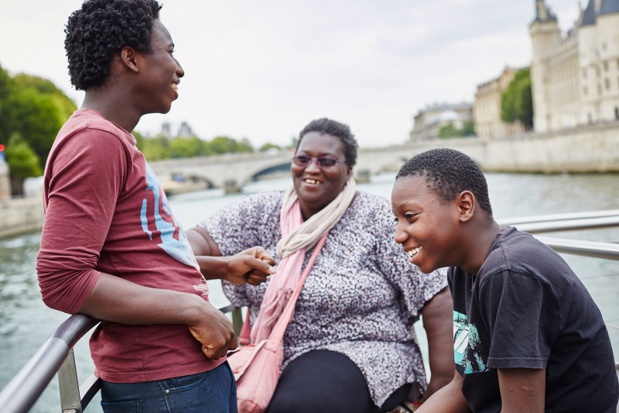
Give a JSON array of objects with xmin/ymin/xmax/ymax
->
[
  {"xmin": 36, "ymin": 1, "xmax": 274, "ymax": 411},
  {"xmin": 391, "ymin": 148, "xmax": 618, "ymax": 412}
]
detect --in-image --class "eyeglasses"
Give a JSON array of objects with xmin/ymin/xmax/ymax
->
[{"xmin": 291, "ymin": 155, "xmax": 345, "ymax": 168}]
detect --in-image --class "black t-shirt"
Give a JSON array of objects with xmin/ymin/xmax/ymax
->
[{"xmin": 448, "ymin": 227, "xmax": 618, "ymax": 413}]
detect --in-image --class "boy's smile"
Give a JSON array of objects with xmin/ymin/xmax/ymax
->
[{"xmin": 391, "ymin": 175, "xmax": 460, "ymax": 274}]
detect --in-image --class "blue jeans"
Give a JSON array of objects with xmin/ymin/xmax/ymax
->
[{"xmin": 100, "ymin": 362, "xmax": 237, "ymax": 413}]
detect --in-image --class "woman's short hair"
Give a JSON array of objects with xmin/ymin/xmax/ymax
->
[
  {"xmin": 65, "ymin": 0, "xmax": 162, "ymax": 90},
  {"xmin": 298, "ymin": 118, "xmax": 359, "ymax": 167}
]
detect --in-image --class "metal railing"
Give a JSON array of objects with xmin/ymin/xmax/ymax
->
[
  {"xmin": 0, "ymin": 306, "xmax": 243, "ymax": 413},
  {"xmin": 1, "ymin": 210, "xmax": 619, "ymax": 412}
]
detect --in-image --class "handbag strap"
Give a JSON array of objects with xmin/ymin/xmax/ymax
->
[{"xmin": 266, "ymin": 232, "xmax": 328, "ymax": 343}]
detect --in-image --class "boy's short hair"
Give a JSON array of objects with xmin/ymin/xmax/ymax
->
[
  {"xmin": 297, "ymin": 118, "xmax": 359, "ymax": 167},
  {"xmin": 396, "ymin": 148, "xmax": 493, "ymax": 217},
  {"xmin": 65, "ymin": 0, "xmax": 162, "ymax": 90}
]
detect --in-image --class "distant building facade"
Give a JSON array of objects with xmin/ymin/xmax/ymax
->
[
  {"xmin": 530, "ymin": 0, "xmax": 619, "ymax": 133},
  {"xmin": 157, "ymin": 121, "xmax": 195, "ymax": 139},
  {"xmin": 474, "ymin": 67, "xmax": 527, "ymax": 139},
  {"xmin": 409, "ymin": 102, "xmax": 473, "ymax": 141}
]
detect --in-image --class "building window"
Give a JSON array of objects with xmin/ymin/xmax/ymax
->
[
  {"xmin": 604, "ymin": 61, "xmax": 609, "ymax": 72},
  {"xmin": 583, "ymin": 86, "xmax": 588, "ymax": 96},
  {"xmin": 605, "ymin": 78, "xmax": 611, "ymax": 90},
  {"xmin": 615, "ymin": 108, "xmax": 619, "ymax": 120},
  {"xmin": 582, "ymin": 68, "xmax": 587, "ymax": 79}
]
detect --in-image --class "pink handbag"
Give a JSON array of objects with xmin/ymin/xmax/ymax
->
[{"xmin": 228, "ymin": 234, "xmax": 327, "ymax": 413}]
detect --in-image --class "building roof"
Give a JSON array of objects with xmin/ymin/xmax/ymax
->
[
  {"xmin": 581, "ymin": 0, "xmax": 597, "ymax": 25},
  {"xmin": 599, "ymin": 0, "xmax": 619, "ymax": 15},
  {"xmin": 581, "ymin": 0, "xmax": 619, "ymax": 26}
]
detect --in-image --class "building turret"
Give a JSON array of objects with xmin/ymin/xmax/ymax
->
[{"xmin": 529, "ymin": 0, "xmax": 562, "ymax": 132}]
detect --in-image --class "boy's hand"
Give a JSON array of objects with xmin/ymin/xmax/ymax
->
[
  {"xmin": 188, "ymin": 301, "xmax": 238, "ymax": 360},
  {"xmin": 223, "ymin": 247, "xmax": 276, "ymax": 286}
]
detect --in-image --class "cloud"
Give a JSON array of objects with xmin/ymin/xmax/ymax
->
[{"xmin": 0, "ymin": 0, "xmax": 581, "ymax": 148}]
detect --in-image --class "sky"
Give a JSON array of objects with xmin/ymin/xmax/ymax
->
[{"xmin": 0, "ymin": 0, "xmax": 581, "ymax": 148}]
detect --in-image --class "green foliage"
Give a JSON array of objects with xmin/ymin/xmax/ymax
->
[
  {"xmin": 0, "ymin": 68, "xmax": 77, "ymax": 175},
  {"xmin": 4, "ymin": 133, "xmax": 42, "ymax": 179},
  {"xmin": 259, "ymin": 142, "xmax": 281, "ymax": 152},
  {"xmin": 461, "ymin": 120, "xmax": 475, "ymax": 137},
  {"xmin": 135, "ymin": 133, "xmax": 257, "ymax": 160},
  {"xmin": 2, "ymin": 87, "xmax": 65, "ymax": 165},
  {"xmin": 501, "ymin": 68, "xmax": 533, "ymax": 130},
  {"xmin": 438, "ymin": 124, "xmax": 458, "ymax": 138},
  {"xmin": 137, "ymin": 135, "xmax": 170, "ymax": 161},
  {"xmin": 209, "ymin": 136, "xmax": 254, "ymax": 154},
  {"xmin": 169, "ymin": 136, "xmax": 210, "ymax": 158},
  {"xmin": 438, "ymin": 121, "xmax": 475, "ymax": 138},
  {"xmin": 0, "ymin": 64, "xmax": 11, "ymax": 102}
]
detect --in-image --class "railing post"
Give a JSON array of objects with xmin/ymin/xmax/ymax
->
[{"xmin": 58, "ymin": 348, "xmax": 83, "ymax": 413}]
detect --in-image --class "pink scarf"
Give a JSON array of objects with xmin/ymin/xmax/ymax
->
[{"xmin": 250, "ymin": 177, "xmax": 356, "ymax": 342}]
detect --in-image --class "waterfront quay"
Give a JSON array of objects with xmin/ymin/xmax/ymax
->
[{"xmin": 0, "ymin": 197, "xmax": 44, "ymax": 239}]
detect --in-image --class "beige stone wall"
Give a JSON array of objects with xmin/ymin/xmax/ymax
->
[
  {"xmin": 596, "ymin": 14, "xmax": 619, "ymax": 121},
  {"xmin": 0, "ymin": 197, "xmax": 44, "ymax": 239},
  {"xmin": 404, "ymin": 121, "xmax": 619, "ymax": 174},
  {"xmin": 474, "ymin": 68, "xmax": 526, "ymax": 139},
  {"xmin": 0, "ymin": 155, "xmax": 10, "ymax": 201}
]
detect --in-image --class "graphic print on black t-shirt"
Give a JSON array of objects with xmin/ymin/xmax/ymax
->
[{"xmin": 453, "ymin": 310, "xmax": 488, "ymax": 374}]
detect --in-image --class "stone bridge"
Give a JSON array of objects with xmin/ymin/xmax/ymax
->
[
  {"xmin": 150, "ymin": 124, "xmax": 619, "ymax": 193},
  {"xmin": 149, "ymin": 145, "xmax": 412, "ymax": 193}
]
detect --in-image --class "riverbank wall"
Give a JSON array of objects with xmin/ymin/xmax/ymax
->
[
  {"xmin": 403, "ymin": 121, "xmax": 619, "ymax": 173},
  {"xmin": 0, "ymin": 197, "xmax": 44, "ymax": 239}
]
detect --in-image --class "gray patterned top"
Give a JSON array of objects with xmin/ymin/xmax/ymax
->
[{"xmin": 198, "ymin": 190, "xmax": 447, "ymax": 405}]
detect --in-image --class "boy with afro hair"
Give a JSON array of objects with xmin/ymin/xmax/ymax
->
[{"xmin": 37, "ymin": 1, "xmax": 274, "ymax": 411}]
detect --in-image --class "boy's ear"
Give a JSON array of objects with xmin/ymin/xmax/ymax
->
[
  {"xmin": 457, "ymin": 191, "xmax": 475, "ymax": 222},
  {"xmin": 119, "ymin": 46, "xmax": 140, "ymax": 73}
]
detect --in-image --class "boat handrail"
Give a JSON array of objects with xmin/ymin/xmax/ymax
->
[
  {"xmin": 498, "ymin": 209, "xmax": 619, "ymax": 226},
  {"xmin": 500, "ymin": 214, "xmax": 619, "ymax": 234},
  {"xmin": 0, "ymin": 314, "xmax": 99, "ymax": 413},
  {"xmin": 0, "ymin": 307, "xmax": 243, "ymax": 413}
]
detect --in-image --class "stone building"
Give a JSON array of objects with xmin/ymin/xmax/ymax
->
[
  {"xmin": 530, "ymin": 0, "xmax": 619, "ymax": 133},
  {"xmin": 474, "ymin": 67, "xmax": 527, "ymax": 139},
  {"xmin": 409, "ymin": 102, "xmax": 473, "ymax": 141}
]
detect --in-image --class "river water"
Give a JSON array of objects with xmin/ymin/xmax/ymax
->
[{"xmin": 1, "ymin": 172, "xmax": 618, "ymax": 412}]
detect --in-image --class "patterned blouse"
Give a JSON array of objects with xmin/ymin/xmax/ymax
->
[{"xmin": 198, "ymin": 190, "xmax": 447, "ymax": 406}]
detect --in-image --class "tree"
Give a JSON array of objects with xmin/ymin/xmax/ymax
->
[
  {"xmin": 0, "ymin": 71, "xmax": 77, "ymax": 169},
  {"xmin": 207, "ymin": 136, "xmax": 254, "ymax": 154},
  {"xmin": 501, "ymin": 68, "xmax": 533, "ymax": 130},
  {"xmin": 259, "ymin": 142, "xmax": 281, "ymax": 152},
  {"xmin": 4, "ymin": 132, "xmax": 42, "ymax": 196},
  {"xmin": 169, "ymin": 136, "xmax": 209, "ymax": 158},
  {"xmin": 136, "ymin": 134, "xmax": 170, "ymax": 161},
  {"xmin": 438, "ymin": 124, "xmax": 458, "ymax": 138}
]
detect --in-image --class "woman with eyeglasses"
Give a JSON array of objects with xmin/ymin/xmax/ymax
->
[{"xmin": 186, "ymin": 118, "xmax": 453, "ymax": 413}]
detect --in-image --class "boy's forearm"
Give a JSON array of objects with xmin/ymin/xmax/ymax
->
[{"xmin": 77, "ymin": 272, "xmax": 210, "ymax": 325}]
